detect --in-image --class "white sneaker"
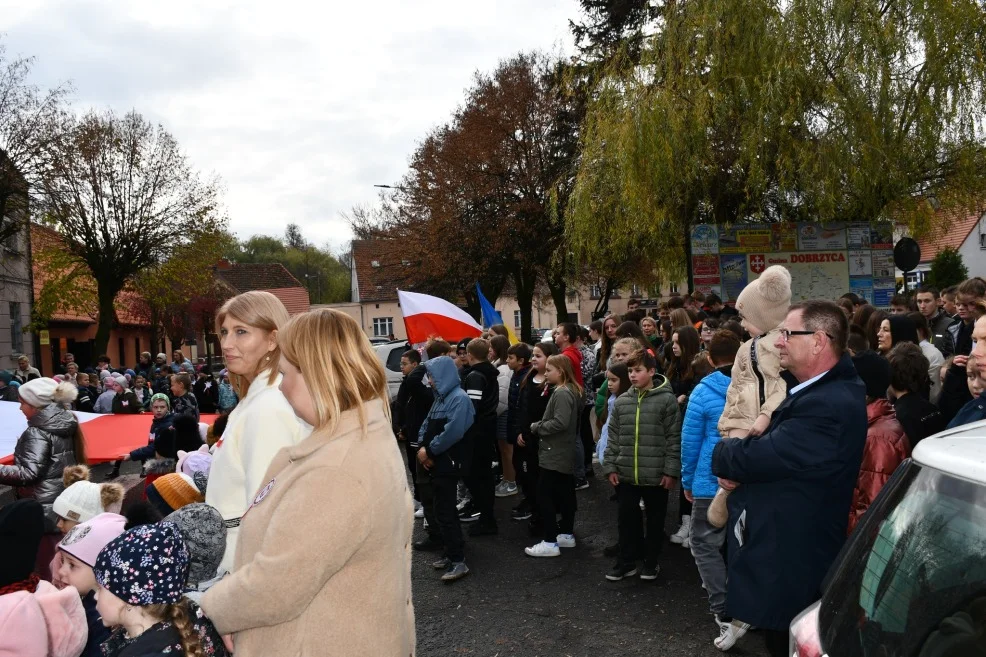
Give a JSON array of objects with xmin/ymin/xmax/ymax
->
[
  {"xmin": 414, "ymin": 507, "xmax": 424, "ymax": 519},
  {"xmin": 556, "ymin": 533, "xmax": 576, "ymax": 548},
  {"xmin": 682, "ymin": 536, "xmax": 691, "ymax": 549},
  {"xmin": 524, "ymin": 541, "xmax": 561, "ymax": 558},
  {"xmin": 670, "ymin": 515, "xmax": 692, "ymax": 544},
  {"xmin": 714, "ymin": 619, "xmax": 751, "ymax": 651}
]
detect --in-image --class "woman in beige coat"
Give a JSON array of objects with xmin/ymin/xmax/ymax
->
[{"xmin": 200, "ymin": 308, "xmax": 415, "ymax": 657}]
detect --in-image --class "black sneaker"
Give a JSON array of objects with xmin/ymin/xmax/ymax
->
[
  {"xmin": 512, "ymin": 500, "xmax": 533, "ymax": 521},
  {"xmin": 441, "ymin": 561, "xmax": 470, "ymax": 583},
  {"xmin": 605, "ymin": 562, "xmax": 638, "ymax": 581},
  {"xmin": 639, "ymin": 564, "xmax": 660, "ymax": 580},
  {"xmin": 575, "ymin": 478, "xmax": 590, "ymax": 491},
  {"xmin": 458, "ymin": 503, "xmax": 481, "ymax": 522},
  {"xmin": 431, "ymin": 556, "xmax": 451, "ymax": 570},
  {"xmin": 412, "ymin": 536, "xmax": 445, "ymax": 552},
  {"xmin": 467, "ymin": 522, "xmax": 498, "ymax": 537}
]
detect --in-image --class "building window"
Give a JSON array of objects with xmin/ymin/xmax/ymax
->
[
  {"xmin": 8, "ymin": 302, "xmax": 22, "ymax": 354},
  {"xmin": 630, "ymin": 284, "xmax": 641, "ymax": 297},
  {"xmin": 135, "ymin": 337, "xmax": 141, "ymax": 365},
  {"xmin": 669, "ymin": 282, "xmax": 680, "ymax": 294},
  {"xmin": 648, "ymin": 284, "xmax": 662, "ymax": 298},
  {"xmin": 372, "ymin": 317, "xmax": 394, "ymax": 337},
  {"xmin": 513, "ymin": 310, "xmax": 521, "ymax": 328},
  {"xmin": 590, "ymin": 285, "xmax": 602, "ymax": 299},
  {"xmin": 118, "ymin": 337, "xmax": 126, "ymax": 367}
]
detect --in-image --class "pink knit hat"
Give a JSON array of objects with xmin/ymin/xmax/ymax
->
[
  {"xmin": 0, "ymin": 581, "xmax": 87, "ymax": 657},
  {"xmin": 57, "ymin": 513, "xmax": 126, "ymax": 567}
]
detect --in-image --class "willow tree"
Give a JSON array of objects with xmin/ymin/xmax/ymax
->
[
  {"xmin": 568, "ymin": 0, "xmax": 986, "ymax": 271},
  {"xmin": 37, "ymin": 110, "xmax": 225, "ymax": 356}
]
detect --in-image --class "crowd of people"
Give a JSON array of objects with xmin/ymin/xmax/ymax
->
[
  {"xmin": 395, "ymin": 272, "xmax": 986, "ymax": 656},
  {"xmin": 1, "ymin": 271, "xmax": 985, "ymax": 656},
  {"xmin": 0, "ymin": 293, "xmax": 415, "ymax": 656}
]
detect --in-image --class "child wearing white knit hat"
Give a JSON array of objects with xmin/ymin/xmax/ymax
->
[{"xmin": 51, "ymin": 466, "xmax": 124, "ymax": 534}]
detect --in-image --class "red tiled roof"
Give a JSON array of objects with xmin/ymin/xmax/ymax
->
[
  {"xmin": 351, "ymin": 239, "xmax": 404, "ymax": 302},
  {"xmin": 266, "ymin": 287, "xmax": 311, "ymax": 316},
  {"xmin": 214, "ymin": 262, "xmax": 305, "ymax": 292},
  {"xmin": 30, "ymin": 223, "xmax": 150, "ymax": 326},
  {"xmin": 916, "ymin": 205, "xmax": 984, "ymax": 263}
]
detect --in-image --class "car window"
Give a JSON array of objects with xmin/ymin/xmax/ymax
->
[
  {"xmin": 819, "ymin": 461, "xmax": 986, "ymax": 656},
  {"xmin": 385, "ymin": 347, "xmax": 404, "ymax": 373}
]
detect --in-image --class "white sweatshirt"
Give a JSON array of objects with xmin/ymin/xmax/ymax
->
[{"xmin": 206, "ymin": 370, "xmax": 310, "ymax": 575}]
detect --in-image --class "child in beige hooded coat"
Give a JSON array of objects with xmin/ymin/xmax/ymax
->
[{"xmin": 709, "ymin": 265, "xmax": 792, "ymax": 528}]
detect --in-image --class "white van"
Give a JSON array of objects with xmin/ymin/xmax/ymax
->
[{"xmin": 790, "ymin": 419, "xmax": 986, "ymax": 656}]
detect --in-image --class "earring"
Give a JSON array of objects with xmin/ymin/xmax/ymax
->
[{"xmin": 265, "ymin": 355, "xmax": 271, "ymax": 362}]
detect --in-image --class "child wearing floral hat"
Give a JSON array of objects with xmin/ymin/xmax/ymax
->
[{"xmin": 93, "ymin": 522, "xmax": 228, "ymax": 657}]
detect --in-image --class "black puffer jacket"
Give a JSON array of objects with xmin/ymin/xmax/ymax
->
[{"xmin": 0, "ymin": 404, "xmax": 79, "ymax": 531}]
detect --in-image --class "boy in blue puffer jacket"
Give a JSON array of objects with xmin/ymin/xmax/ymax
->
[{"xmin": 680, "ymin": 329, "xmax": 743, "ymax": 650}]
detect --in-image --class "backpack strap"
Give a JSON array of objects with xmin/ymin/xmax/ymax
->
[{"xmin": 750, "ymin": 337, "xmax": 766, "ymax": 408}]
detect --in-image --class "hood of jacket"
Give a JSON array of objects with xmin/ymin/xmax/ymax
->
[
  {"xmin": 646, "ymin": 373, "xmax": 673, "ymax": 394},
  {"xmin": 426, "ymin": 356, "xmax": 461, "ymax": 398},
  {"xmin": 867, "ymin": 398, "xmax": 896, "ymax": 426},
  {"xmin": 28, "ymin": 405, "xmax": 77, "ymax": 438}
]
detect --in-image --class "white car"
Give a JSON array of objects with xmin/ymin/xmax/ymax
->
[
  {"xmin": 374, "ymin": 340, "xmax": 409, "ymax": 399},
  {"xmin": 790, "ymin": 418, "xmax": 986, "ymax": 656}
]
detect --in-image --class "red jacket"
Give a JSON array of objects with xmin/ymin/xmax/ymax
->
[
  {"xmin": 561, "ymin": 345, "xmax": 584, "ymax": 387},
  {"xmin": 847, "ymin": 399, "xmax": 910, "ymax": 534}
]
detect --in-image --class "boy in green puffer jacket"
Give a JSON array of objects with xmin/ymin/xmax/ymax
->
[{"xmin": 603, "ymin": 349, "xmax": 681, "ymax": 582}]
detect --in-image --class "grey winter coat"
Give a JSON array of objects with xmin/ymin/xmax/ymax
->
[
  {"xmin": 603, "ymin": 376, "xmax": 682, "ymax": 485},
  {"xmin": 531, "ymin": 385, "xmax": 579, "ymax": 475},
  {"xmin": 0, "ymin": 404, "xmax": 79, "ymax": 531}
]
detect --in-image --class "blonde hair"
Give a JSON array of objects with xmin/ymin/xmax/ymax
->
[
  {"xmin": 216, "ymin": 291, "xmax": 291, "ymax": 398},
  {"xmin": 546, "ymin": 354, "xmax": 583, "ymax": 398},
  {"xmin": 279, "ymin": 308, "xmax": 390, "ymax": 434}
]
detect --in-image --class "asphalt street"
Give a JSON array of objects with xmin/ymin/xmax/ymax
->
[
  {"xmin": 411, "ymin": 475, "xmax": 770, "ymax": 657},
  {"xmin": 2, "ymin": 462, "xmax": 771, "ymax": 656}
]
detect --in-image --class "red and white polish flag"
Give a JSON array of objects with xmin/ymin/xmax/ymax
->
[{"xmin": 398, "ymin": 290, "xmax": 483, "ymax": 346}]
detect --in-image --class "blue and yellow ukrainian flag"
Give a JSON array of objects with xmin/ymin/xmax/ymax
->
[{"xmin": 475, "ymin": 283, "xmax": 519, "ymax": 344}]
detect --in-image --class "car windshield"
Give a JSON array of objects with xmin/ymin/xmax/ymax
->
[{"xmin": 818, "ymin": 460, "xmax": 986, "ymax": 657}]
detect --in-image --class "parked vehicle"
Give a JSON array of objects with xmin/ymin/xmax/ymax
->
[
  {"xmin": 374, "ymin": 340, "xmax": 410, "ymax": 398},
  {"xmin": 790, "ymin": 418, "xmax": 986, "ymax": 656}
]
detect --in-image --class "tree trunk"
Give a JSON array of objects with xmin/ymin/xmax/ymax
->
[
  {"xmin": 513, "ymin": 265, "xmax": 537, "ymax": 344},
  {"xmin": 93, "ymin": 283, "xmax": 120, "ymax": 360},
  {"xmin": 546, "ymin": 274, "xmax": 569, "ymax": 324},
  {"xmin": 592, "ymin": 278, "xmax": 618, "ymax": 320}
]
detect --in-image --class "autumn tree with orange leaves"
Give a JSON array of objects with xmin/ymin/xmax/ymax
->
[{"xmin": 353, "ymin": 53, "xmax": 577, "ymax": 342}]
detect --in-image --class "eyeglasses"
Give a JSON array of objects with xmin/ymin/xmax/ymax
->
[{"xmin": 779, "ymin": 328, "xmax": 835, "ymax": 343}]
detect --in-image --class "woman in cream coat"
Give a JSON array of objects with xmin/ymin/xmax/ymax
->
[
  {"xmin": 201, "ymin": 308, "xmax": 415, "ymax": 656},
  {"xmin": 206, "ymin": 291, "xmax": 309, "ymax": 575}
]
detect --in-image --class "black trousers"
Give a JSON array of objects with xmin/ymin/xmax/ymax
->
[
  {"xmin": 763, "ymin": 630, "xmax": 789, "ymax": 657},
  {"xmin": 679, "ymin": 485, "xmax": 693, "ymax": 516},
  {"xmin": 579, "ymin": 405, "xmax": 595, "ymax": 470},
  {"xmin": 464, "ymin": 433, "xmax": 497, "ymax": 525},
  {"xmin": 513, "ymin": 434, "xmax": 540, "ymax": 508},
  {"xmin": 431, "ymin": 474, "xmax": 464, "ymax": 563},
  {"xmin": 415, "ymin": 459, "xmax": 440, "ymax": 540},
  {"xmin": 537, "ymin": 468, "xmax": 576, "ymax": 543},
  {"xmin": 618, "ymin": 483, "xmax": 669, "ymax": 567},
  {"xmin": 403, "ymin": 440, "xmax": 419, "ymax": 499}
]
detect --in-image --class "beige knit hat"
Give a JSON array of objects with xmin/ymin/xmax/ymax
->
[{"xmin": 736, "ymin": 265, "xmax": 792, "ymax": 333}]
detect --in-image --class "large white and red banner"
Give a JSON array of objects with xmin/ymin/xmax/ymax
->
[
  {"xmin": 0, "ymin": 401, "xmax": 217, "ymax": 465},
  {"xmin": 398, "ymin": 290, "xmax": 483, "ymax": 345}
]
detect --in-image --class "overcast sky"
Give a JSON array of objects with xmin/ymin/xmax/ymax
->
[{"xmin": 2, "ymin": 1, "xmax": 576, "ymax": 251}]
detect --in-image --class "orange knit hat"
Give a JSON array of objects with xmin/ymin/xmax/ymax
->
[{"xmin": 147, "ymin": 473, "xmax": 203, "ymax": 516}]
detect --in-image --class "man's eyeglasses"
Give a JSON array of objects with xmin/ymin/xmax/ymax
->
[{"xmin": 779, "ymin": 328, "xmax": 834, "ymax": 343}]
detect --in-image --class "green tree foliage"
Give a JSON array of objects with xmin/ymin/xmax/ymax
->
[
  {"xmin": 568, "ymin": 0, "xmax": 986, "ymax": 273},
  {"xmin": 37, "ymin": 110, "xmax": 225, "ymax": 357},
  {"xmin": 225, "ymin": 223, "xmax": 351, "ymax": 304},
  {"xmin": 928, "ymin": 247, "xmax": 969, "ymax": 290}
]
